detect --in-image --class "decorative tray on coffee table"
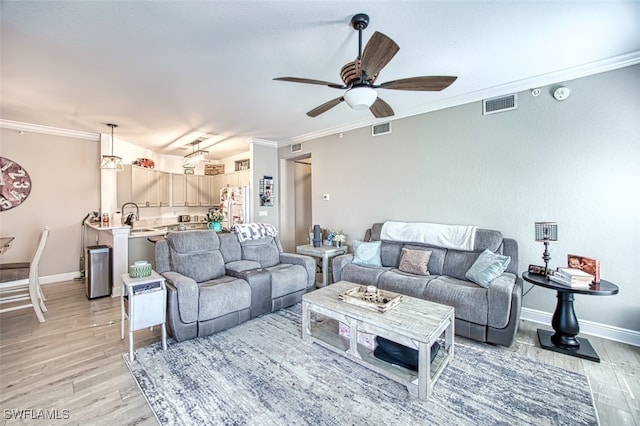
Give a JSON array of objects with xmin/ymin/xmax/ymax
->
[{"xmin": 338, "ymin": 285, "xmax": 402, "ymax": 313}]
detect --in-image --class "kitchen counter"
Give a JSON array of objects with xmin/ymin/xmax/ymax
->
[{"xmin": 85, "ymin": 221, "xmax": 129, "ymax": 232}]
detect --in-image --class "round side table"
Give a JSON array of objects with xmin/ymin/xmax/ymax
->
[{"xmin": 522, "ymin": 272, "xmax": 619, "ymax": 363}]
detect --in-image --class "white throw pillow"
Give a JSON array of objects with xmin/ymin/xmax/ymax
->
[
  {"xmin": 465, "ymin": 249, "xmax": 511, "ymax": 288},
  {"xmin": 352, "ymin": 240, "xmax": 382, "ymax": 267}
]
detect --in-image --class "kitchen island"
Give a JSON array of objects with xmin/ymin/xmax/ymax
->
[
  {"xmin": 85, "ymin": 219, "xmax": 211, "ymax": 297},
  {"xmin": 84, "ymin": 221, "xmax": 131, "ymax": 297}
]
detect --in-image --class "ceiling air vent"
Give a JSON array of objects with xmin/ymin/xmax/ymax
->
[
  {"xmin": 290, "ymin": 143, "xmax": 302, "ymax": 153},
  {"xmin": 372, "ymin": 122, "xmax": 391, "ymax": 136},
  {"xmin": 483, "ymin": 94, "xmax": 517, "ymax": 115}
]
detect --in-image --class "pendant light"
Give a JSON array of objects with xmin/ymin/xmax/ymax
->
[
  {"xmin": 100, "ymin": 123, "xmax": 124, "ymax": 171},
  {"xmin": 183, "ymin": 138, "xmax": 209, "ymax": 165}
]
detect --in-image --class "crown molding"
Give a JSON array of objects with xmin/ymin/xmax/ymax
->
[
  {"xmin": 289, "ymin": 51, "xmax": 640, "ymax": 144},
  {"xmin": 246, "ymin": 137, "xmax": 278, "ymax": 147},
  {"xmin": 0, "ymin": 119, "xmax": 100, "ymax": 141}
]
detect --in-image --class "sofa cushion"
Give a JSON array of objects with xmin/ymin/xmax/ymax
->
[
  {"xmin": 442, "ymin": 250, "xmax": 480, "ymax": 281},
  {"xmin": 340, "ymin": 263, "xmax": 388, "ymax": 286},
  {"xmin": 225, "ymin": 260, "xmax": 262, "ymax": 274},
  {"xmin": 167, "ymin": 231, "xmax": 225, "ymax": 283},
  {"xmin": 266, "ymin": 264, "xmax": 307, "ymax": 298},
  {"xmin": 378, "ymin": 270, "xmax": 437, "ymax": 299},
  {"xmin": 241, "ymin": 237, "xmax": 280, "ymax": 268},
  {"xmin": 168, "ymin": 229, "xmax": 220, "ymax": 252},
  {"xmin": 218, "ymin": 233, "xmax": 242, "ymax": 263},
  {"xmin": 465, "ymin": 249, "xmax": 511, "ymax": 288},
  {"xmin": 398, "ymin": 248, "xmax": 432, "ymax": 276},
  {"xmin": 198, "ymin": 276, "xmax": 251, "ymax": 321},
  {"xmin": 424, "ymin": 275, "xmax": 489, "ymax": 326},
  {"xmin": 380, "ymin": 241, "xmax": 402, "ymax": 267},
  {"xmin": 474, "ymin": 229, "xmax": 504, "ymax": 252},
  {"xmin": 352, "ymin": 240, "xmax": 382, "ymax": 267}
]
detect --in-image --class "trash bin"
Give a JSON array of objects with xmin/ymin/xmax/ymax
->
[{"xmin": 86, "ymin": 245, "xmax": 112, "ymax": 299}]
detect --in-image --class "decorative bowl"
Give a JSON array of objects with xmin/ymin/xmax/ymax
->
[{"xmin": 129, "ymin": 263, "xmax": 152, "ymax": 278}]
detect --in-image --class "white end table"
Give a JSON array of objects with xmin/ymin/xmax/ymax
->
[
  {"xmin": 296, "ymin": 244, "xmax": 347, "ymax": 287},
  {"xmin": 120, "ymin": 271, "xmax": 167, "ymax": 361}
]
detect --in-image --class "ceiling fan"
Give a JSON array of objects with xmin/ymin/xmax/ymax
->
[{"xmin": 274, "ymin": 13, "xmax": 457, "ymax": 118}]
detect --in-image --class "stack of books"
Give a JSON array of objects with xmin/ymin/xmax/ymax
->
[{"xmin": 549, "ymin": 268, "xmax": 595, "ymax": 287}]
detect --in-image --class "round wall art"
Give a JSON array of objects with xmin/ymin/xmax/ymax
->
[{"xmin": 0, "ymin": 156, "xmax": 32, "ymax": 212}]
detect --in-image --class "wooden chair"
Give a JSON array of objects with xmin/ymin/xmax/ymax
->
[{"xmin": 0, "ymin": 227, "xmax": 50, "ymax": 322}]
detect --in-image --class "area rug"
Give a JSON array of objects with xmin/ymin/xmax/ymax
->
[{"xmin": 124, "ymin": 306, "xmax": 598, "ymax": 426}]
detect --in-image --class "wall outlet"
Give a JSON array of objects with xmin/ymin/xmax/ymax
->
[
  {"xmin": 259, "ymin": 210, "xmax": 268, "ymax": 217},
  {"xmin": 323, "ymin": 194, "xmax": 330, "ymax": 201}
]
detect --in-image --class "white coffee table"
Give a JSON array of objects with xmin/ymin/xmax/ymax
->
[{"xmin": 302, "ymin": 281, "xmax": 455, "ymax": 400}]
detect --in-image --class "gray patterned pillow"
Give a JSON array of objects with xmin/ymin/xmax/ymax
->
[{"xmin": 398, "ymin": 248, "xmax": 432, "ymax": 276}]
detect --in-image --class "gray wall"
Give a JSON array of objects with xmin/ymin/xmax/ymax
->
[
  {"xmin": 279, "ymin": 64, "xmax": 640, "ymax": 333},
  {"xmin": 250, "ymin": 142, "xmax": 279, "ymax": 227},
  {"xmin": 0, "ymin": 128, "xmax": 100, "ymax": 277}
]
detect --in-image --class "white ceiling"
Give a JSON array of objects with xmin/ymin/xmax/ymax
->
[{"xmin": 2, "ymin": 1, "xmax": 639, "ymax": 159}]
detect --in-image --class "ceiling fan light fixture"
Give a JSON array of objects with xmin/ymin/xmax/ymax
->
[{"xmin": 344, "ymin": 86, "xmax": 377, "ymax": 110}]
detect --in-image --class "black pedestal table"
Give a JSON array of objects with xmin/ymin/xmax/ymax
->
[{"xmin": 522, "ymin": 272, "xmax": 619, "ymax": 363}]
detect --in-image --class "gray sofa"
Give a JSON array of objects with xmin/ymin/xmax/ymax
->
[
  {"xmin": 332, "ymin": 223, "xmax": 522, "ymax": 347},
  {"xmin": 155, "ymin": 230, "xmax": 315, "ymax": 342}
]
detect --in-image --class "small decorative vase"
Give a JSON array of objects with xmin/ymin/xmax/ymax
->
[
  {"xmin": 208, "ymin": 222, "xmax": 222, "ymax": 232},
  {"xmin": 335, "ymin": 241, "xmax": 342, "ymax": 248}
]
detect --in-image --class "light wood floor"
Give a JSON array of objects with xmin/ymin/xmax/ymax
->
[{"xmin": 1, "ymin": 280, "xmax": 638, "ymax": 425}]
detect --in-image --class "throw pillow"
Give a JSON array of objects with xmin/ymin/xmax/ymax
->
[
  {"xmin": 465, "ymin": 249, "xmax": 511, "ymax": 288},
  {"xmin": 352, "ymin": 240, "xmax": 382, "ymax": 267},
  {"xmin": 398, "ymin": 248, "xmax": 432, "ymax": 276}
]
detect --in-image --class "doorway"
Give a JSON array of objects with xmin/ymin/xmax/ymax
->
[{"xmin": 293, "ymin": 157, "xmax": 312, "ymax": 247}]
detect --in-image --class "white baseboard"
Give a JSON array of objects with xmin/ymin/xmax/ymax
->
[
  {"xmin": 0, "ymin": 272, "xmax": 81, "ymax": 289},
  {"xmin": 521, "ymin": 307, "xmax": 640, "ymax": 347}
]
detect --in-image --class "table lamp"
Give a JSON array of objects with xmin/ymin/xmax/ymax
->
[{"xmin": 535, "ymin": 222, "xmax": 558, "ymax": 275}]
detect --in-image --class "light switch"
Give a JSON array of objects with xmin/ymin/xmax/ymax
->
[
  {"xmin": 259, "ymin": 210, "xmax": 268, "ymax": 217},
  {"xmin": 323, "ymin": 194, "xmax": 330, "ymax": 201}
]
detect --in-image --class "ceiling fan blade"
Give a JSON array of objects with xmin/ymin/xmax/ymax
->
[
  {"xmin": 360, "ymin": 32, "xmax": 400, "ymax": 80},
  {"xmin": 379, "ymin": 76, "xmax": 458, "ymax": 91},
  {"xmin": 370, "ymin": 97, "xmax": 394, "ymax": 118},
  {"xmin": 273, "ymin": 77, "xmax": 345, "ymax": 89},
  {"xmin": 306, "ymin": 97, "xmax": 345, "ymax": 117}
]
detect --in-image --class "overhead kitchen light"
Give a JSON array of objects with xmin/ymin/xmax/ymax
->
[
  {"xmin": 100, "ymin": 123, "xmax": 124, "ymax": 171},
  {"xmin": 184, "ymin": 139, "xmax": 209, "ymax": 165},
  {"xmin": 343, "ymin": 86, "xmax": 377, "ymax": 110}
]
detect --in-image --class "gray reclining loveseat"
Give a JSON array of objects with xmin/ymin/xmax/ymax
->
[
  {"xmin": 332, "ymin": 223, "xmax": 522, "ymax": 347},
  {"xmin": 155, "ymin": 230, "xmax": 315, "ymax": 342}
]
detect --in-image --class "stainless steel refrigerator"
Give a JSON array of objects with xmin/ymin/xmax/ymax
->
[{"xmin": 220, "ymin": 186, "xmax": 250, "ymax": 230}]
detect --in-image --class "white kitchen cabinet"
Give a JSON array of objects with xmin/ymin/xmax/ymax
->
[
  {"xmin": 118, "ymin": 165, "xmax": 160, "ymax": 207},
  {"xmin": 172, "ymin": 173, "xmax": 186, "ymax": 207},
  {"xmin": 158, "ymin": 172, "xmax": 170, "ymax": 207},
  {"xmin": 199, "ymin": 175, "xmax": 214, "ymax": 206},
  {"xmin": 226, "ymin": 172, "xmax": 239, "ymax": 187},
  {"xmin": 212, "ymin": 175, "xmax": 223, "ymax": 205},
  {"xmin": 185, "ymin": 175, "xmax": 199, "ymax": 206},
  {"xmin": 237, "ymin": 170, "xmax": 250, "ymax": 187}
]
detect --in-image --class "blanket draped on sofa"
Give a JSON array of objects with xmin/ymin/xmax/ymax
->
[{"xmin": 380, "ymin": 221, "xmax": 478, "ymax": 251}]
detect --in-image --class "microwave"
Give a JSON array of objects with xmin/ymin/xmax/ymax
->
[{"xmin": 178, "ymin": 215, "xmax": 191, "ymax": 222}]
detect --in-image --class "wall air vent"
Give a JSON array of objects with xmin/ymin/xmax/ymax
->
[
  {"xmin": 290, "ymin": 143, "xmax": 302, "ymax": 153},
  {"xmin": 483, "ymin": 94, "xmax": 517, "ymax": 115},
  {"xmin": 372, "ymin": 122, "xmax": 391, "ymax": 136}
]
